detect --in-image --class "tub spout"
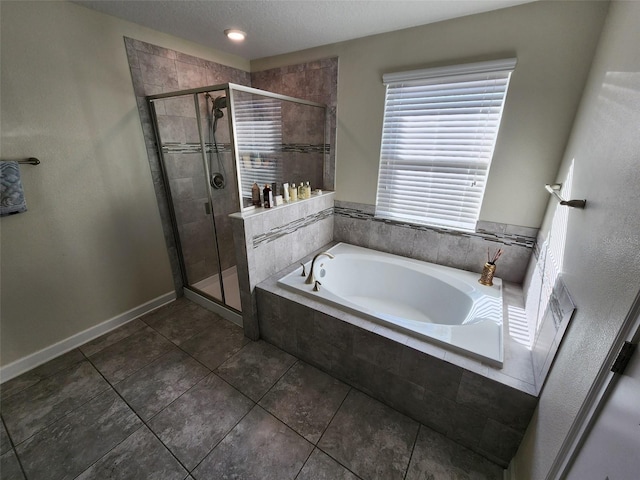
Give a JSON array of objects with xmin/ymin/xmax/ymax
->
[{"xmin": 305, "ymin": 251, "xmax": 335, "ymax": 284}]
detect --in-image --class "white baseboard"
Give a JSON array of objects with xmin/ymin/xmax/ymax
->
[{"xmin": 0, "ymin": 291, "xmax": 176, "ymax": 384}]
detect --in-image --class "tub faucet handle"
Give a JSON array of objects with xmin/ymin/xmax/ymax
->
[
  {"xmin": 300, "ymin": 263, "xmax": 306, "ymax": 277},
  {"xmin": 313, "ymin": 280, "xmax": 322, "ymax": 292}
]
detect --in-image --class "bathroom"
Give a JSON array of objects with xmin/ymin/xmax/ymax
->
[{"xmin": 2, "ymin": 1, "xmax": 639, "ymax": 479}]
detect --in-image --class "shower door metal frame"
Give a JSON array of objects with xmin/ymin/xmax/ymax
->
[
  {"xmin": 147, "ymin": 84, "xmax": 242, "ymax": 324},
  {"xmin": 147, "ymin": 83, "xmax": 328, "ymax": 324},
  {"xmin": 226, "ymin": 83, "xmax": 327, "ymax": 212}
]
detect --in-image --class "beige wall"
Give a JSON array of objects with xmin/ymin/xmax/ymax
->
[
  {"xmin": 0, "ymin": 1, "xmax": 249, "ymax": 367},
  {"xmin": 252, "ymin": 1, "xmax": 608, "ymax": 228},
  {"xmin": 511, "ymin": 1, "xmax": 640, "ymax": 477}
]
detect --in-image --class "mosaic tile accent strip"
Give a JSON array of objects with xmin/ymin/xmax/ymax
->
[
  {"xmin": 334, "ymin": 206, "xmax": 536, "ymax": 249},
  {"xmin": 282, "ymin": 144, "xmax": 330, "ymax": 154},
  {"xmin": 252, "ymin": 207, "xmax": 334, "ymax": 248},
  {"xmin": 162, "ymin": 143, "xmax": 329, "ymax": 155},
  {"xmin": 161, "ymin": 142, "xmax": 233, "ymax": 154}
]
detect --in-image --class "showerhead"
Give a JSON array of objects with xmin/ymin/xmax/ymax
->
[{"xmin": 213, "ymin": 96, "xmax": 227, "ymax": 110}]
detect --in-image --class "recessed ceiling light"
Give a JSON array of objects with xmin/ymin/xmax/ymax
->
[{"xmin": 224, "ymin": 29, "xmax": 246, "ymax": 42}]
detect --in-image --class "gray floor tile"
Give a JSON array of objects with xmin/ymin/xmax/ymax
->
[
  {"xmin": 297, "ymin": 448, "xmax": 360, "ymax": 480},
  {"xmin": 180, "ymin": 318, "xmax": 250, "ymax": 370},
  {"xmin": 2, "ymin": 361, "xmax": 110, "ymax": 445},
  {"xmin": 75, "ymin": 426, "xmax": 187, "ymax": 480},
  {"xmin": 139, "ymin": 297, "xmax": 191, "ymax": 326},
  {"xmin": 115, "ymin": 348, "xmax": 209, "ymax": 421},
  {"xmin": 216, "ymin": 340, "xmax": 297, "ymax": 402},
  {"xmin": 1, "ymin": 419, "xmax": 11, "ymax": 455},
  {"xmin": 88, "ymin": 326, "xmax": 174, "ymax": 383},
  {"xmin": 0, "ymin": 450, "xmax": 25, "ymax": 480},
  {"xmin": 259, "ymin": 361, "xmax": 350, "ymax": 444},
  {"xmin": 405, "ymin": 425, "xmax": 502, "ymax": 480},
  {"xmin": 16, "ymin": 389, "xmax": 141, "ymax": 480},
  {"xmin": 193, "ymin": 406, "xmax": 313, "ymax": 480},
  {"xmin": 318, "ymin": 390, "xmax": 419, "ymax": 480},
  {"xmin": 149, "ymin": 373, "xmax": 254, "ymax": 470},
  {"xmin": 145, "ymin": 302, "xmax": 222, "ymax": 345},
  {"xmin": 79, "ymin": 319, "xmax": 146, "ymax": 357},
  {"xmin": 0, "ymin": 349, "xmax": 85, "ymax": 401}
]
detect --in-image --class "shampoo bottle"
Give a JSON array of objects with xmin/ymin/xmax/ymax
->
[
  {"xmin": 298, "ymin": 182, "xmax": 304, "ymax": 199},
  {"xmin": 289, "ymin": 183, "xmax": 298, "ymax": 202},
  {"xmin": 263, "ymin": 184, "xmax": 272, "ymax": 208},
  {"xmin": 251, "ymin": 182, "xmax": 261, "ymax": 206},
  {"xmin": 283, "ymin": 183, "xmax": 290, "ymax": 202}
]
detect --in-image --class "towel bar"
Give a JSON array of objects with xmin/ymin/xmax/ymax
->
[
  {"xmin": 0, "ymin": 157, "xmax": 40, "ymax": 165},
  {"xmin": 545, "ymin": 183, "xmax": 586, "ymax": 208}
]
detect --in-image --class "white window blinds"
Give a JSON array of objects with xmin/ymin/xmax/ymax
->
[
  {"xmin": 235, "ymin": 96, "xmax": 283, "ymax": 198},
  {"xmin": 376, "ymin": 58, "xmax": 516, "ymax": 231}
]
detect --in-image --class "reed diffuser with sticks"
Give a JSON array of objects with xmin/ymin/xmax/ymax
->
[{"xmin": 478, "ymin": 247, "xmax": 503, "ymax": 286}]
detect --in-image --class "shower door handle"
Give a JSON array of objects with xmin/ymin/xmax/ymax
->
[{"xmin": 204, "ymin": 201, "xmax": 211, "ymax": 215}]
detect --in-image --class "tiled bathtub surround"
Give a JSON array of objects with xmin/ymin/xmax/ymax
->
[
  {"xmin": 334, "ymin": 201, "xmax": 537, "ymax": 284},
  {"xmin": 231, "ymin": 192, "xmax": 336, "ymax": 339},
  {"xmin": 256, "ymin": 252, "xmax": 538, "ymax": 467}
]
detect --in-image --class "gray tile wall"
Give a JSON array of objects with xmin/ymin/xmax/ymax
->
[
  {"xmin": 256, "ymin": 286, "xmax": 537, "ymax": 467},
  {"xmin": 334, "ymin": 201, "xmax": 537, "ymax": 284},
  {"xmin": 525, "ymin": 233, "xmax": 577, "ymax": 391},
  {"xmin": 251, "ymin": 58, "xmax": 338, "ymax": 191},
  {"xmin": 231, "ymin": 193, "xmax": 335, "ymax": 339},
  {"xmin": 125, "ymin": 37, "xmax": 251, "ymax": 291}
]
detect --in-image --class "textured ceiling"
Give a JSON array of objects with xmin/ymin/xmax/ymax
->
[{"xmin": 74, "ymin": 0, "xmax": 536, "ymax": 60}]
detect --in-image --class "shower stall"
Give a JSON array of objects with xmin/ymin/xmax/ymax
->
[{"xmin": 147, "ymin": 83, "xmax": 327, "ymax": 324}]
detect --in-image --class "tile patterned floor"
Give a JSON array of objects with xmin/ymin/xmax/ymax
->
[{"xmin": 0, "ymin": 298, "xmax": 503, "ymax": 480}]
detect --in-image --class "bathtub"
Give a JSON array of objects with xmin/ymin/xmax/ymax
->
[{"xmin": 278, "ymin": 243, "xmax": 503, "ymax": 365}]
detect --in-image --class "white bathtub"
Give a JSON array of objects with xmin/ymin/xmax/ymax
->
[{"xmin": 278, "ymin": 243, "xmax": 503, "ymax": 365}]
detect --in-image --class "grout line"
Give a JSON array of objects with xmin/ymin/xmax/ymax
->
[
  {"xmin": 186, "ymin": 387, "xmax": 257, "ymax": 475},
  {"xmin": 254, "ymin": 356, "xmax": 298, "ymax": 405},
  {"xmin": 81, "ymin": 350, "xmax": 194, "ymax": 477},
  {"xmin": 1, "ymin": 415, "xmax": 30, "ymax": 480},
  {"xmin": 309, "ymin": 386, "xmax": 367, "ymax": 479},
  {"xmin": 1, "ymin": 362, "xmax": 113, "ymax": 451},
  {"xmin": 403, "ymin": 423, "xmax": 421, "ymax": 480}
]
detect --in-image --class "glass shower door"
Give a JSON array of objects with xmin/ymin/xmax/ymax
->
[{"xmin": 150, "ymin": 91, "xmax": 241, "ymax": 312}]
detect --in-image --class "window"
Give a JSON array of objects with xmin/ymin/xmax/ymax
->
[{"xmin": 376, "ymin": 58, "xmax": 516, "ymax": 231}]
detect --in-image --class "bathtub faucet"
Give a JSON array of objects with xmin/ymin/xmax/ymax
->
[{"xmin": 305, "ymin": 252, "xmax": 335, "ymax": 285}]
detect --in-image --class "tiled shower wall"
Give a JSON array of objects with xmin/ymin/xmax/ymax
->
[
  {"xmin": 125, "ymin": 37, "xmax": 251, "ymax": 291},
  {"xmin": 251, "ymin": 58, "xmax": 338, "ymax": 191},
  {"xmin": 334, "ymin": 201, "xmax": 537, "ymax": 284}
]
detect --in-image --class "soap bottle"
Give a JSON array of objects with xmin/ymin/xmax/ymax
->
[
  {"xmin": 298, "ymin": 182, "xmax": 304, "ymax": 200},
  {"xmin": 289, "ymin": 183, "xmax": 298, "ymax": 202},
  {"xmin": 251, "ymin": 182, "xmax": 261, "ymax": 206},
  {"xmin": 305, "ymin": 181, "xmax": 311, "ymax": 198},
  {"xmin": 263, "ymin": 184, "xmax": 272, "ymax": 208}
]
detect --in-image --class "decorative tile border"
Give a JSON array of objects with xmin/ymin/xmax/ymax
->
[
  {"xmin": 162, "ymin": 142, "xmax": 329, "ymax": 155},
  {"xmin": 252, "ymin": 207, "xmax": 334, "ymax": 248},
  {"xmin": 282, "ymin": 143, "xmax": 330, "ymax": 154},
  {"xmin": 334, "ymin": 206, "xmax": 536, "ymax": 249},
  {"xmin": 161, "ymin": 142, "xmax": 233, "ymax": 154}
]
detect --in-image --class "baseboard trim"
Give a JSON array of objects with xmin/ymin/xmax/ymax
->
[{"xmin": 0, "ymin": 292, "xmax": 176, "ymax": 383}]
